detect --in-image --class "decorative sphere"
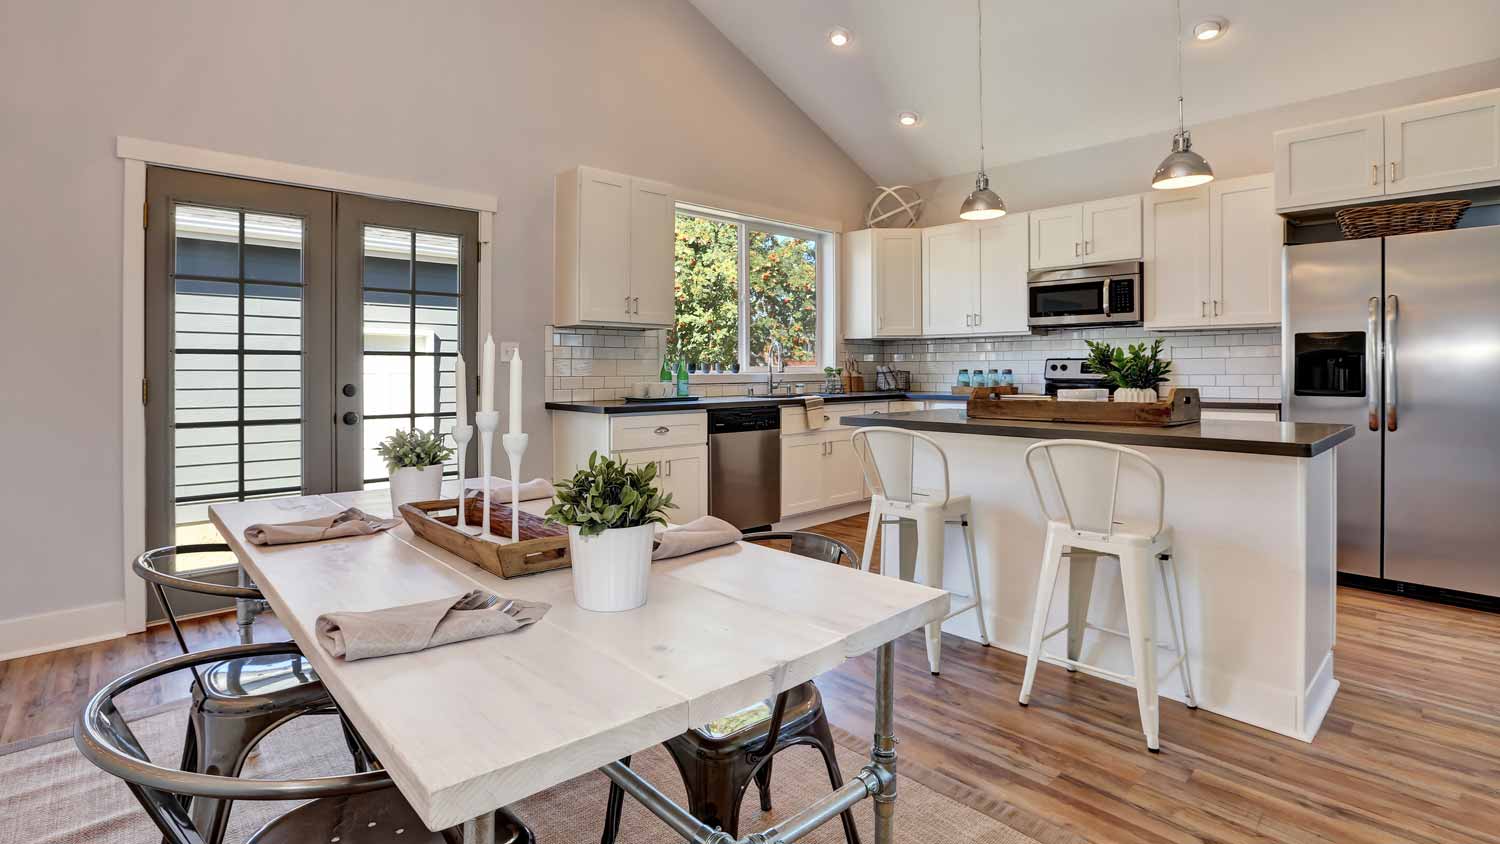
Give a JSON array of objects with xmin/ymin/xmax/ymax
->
[{"xmin": 866, "ymin": 185, "xmax": 925, "ymax": 229}]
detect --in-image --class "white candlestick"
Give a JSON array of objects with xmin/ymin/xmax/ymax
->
[
  {"xmin": 502, "ymin": 433, "xmax": 529, "ymax": 541},
  {"xmin": 450, "ymin": 424, "xmax": 478, "ymax": 535},
  {"xmin": 481, "ymin": 334, "xmax": 496, "ymax": 413},
  {"xmin": 508, "ymin": 346, "xmax": 523, "ymax": 435},
  {"xmin": 475, "ymin": 411, "xmax": 500, "ymax": 538},
  {"xmin": 455, "ymin": 355, "xmax": 468, "ymax": 426}
]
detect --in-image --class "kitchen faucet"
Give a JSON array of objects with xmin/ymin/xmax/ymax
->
[{"xmin": 765, "ymin": 339, "xmax": 787, "ymax": 395}]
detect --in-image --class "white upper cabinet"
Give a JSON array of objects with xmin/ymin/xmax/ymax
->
[
  {"xmin": 1384, "ymin": 89, "xmax": 1500, "ymax": 195},
  {"xmin": 1081, "ymin": 195, "xmax": 1142, "ymax": 263},
  {"xmin": 843, "ymin": 228, "xmax": 922, "ymax": 338},
  {"xmin": 974, "ymin": 213, "xmax": 1030, "ymax": 334},
  {"xmin": 1145, "ymin": 173, "xmax": 1281, "ymax": 330},
  {"xmin": 1275, "ymin": 88, "xmax": 1500, "ymax": 212},
  {"xmin": 1029, "ymin": 195, "xmax": 1140, "ymax": 270},
  {"xmin": 1211, "ymin": 174, "xmax": 1282, "ymax": 327},
  {"xmin": 1029, "ymin": 204, "xmax": 1084, "ymax": 269},
  {"xmin": 922, "ymin": 223, "xmax": 976, "ymax": 335},
  {"xmin": 1143, "ymin": 186, "xmax": 1211, "ymax": 329},
  {"xmin": 554, "ymin": 166, "xmax": 675, "ymax": 327}
]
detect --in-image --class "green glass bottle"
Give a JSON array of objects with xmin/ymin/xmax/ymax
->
[
  {"xmin": 676, "ymin": 359, "xmax": 690, "ymax": 397},
  {"xmin": 659, "ymin": 358, "xmax": 672, "ymax": 382}
]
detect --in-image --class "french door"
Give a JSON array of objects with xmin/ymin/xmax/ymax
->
[{"xmin": 144, "ymin": 168, "xmax": 477, "ymax": 611}]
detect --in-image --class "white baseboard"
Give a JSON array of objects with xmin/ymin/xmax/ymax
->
[{"xmin": 0, "ymin": 601, "xmax": 127, "ymax": 662}]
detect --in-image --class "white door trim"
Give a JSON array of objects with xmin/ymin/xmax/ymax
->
[{"xmin": 118, "ymin": 137, "xmax": 497, "ymax": 634}]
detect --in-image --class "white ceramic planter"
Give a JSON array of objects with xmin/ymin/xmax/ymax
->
[
  {"xmin": 568, "ymin": 523, "xmax": 655, "ymax": 612},
  {"xmin": 1113, "ymin": 387, "xmax": 1159, "ymax": 403},
  {"xmin": 389, "ymin": 465, "xmax": 445, "ymax": 511}
]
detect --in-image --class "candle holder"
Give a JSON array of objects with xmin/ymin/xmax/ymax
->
[
  {"xmin": 501, "ymin": 432, "xmax": 529, "ymax": 541},
  {"xmin": 450, "ymin": 424, "xmax": 478, "ymax": 535},
  {"xmin": 474, "ymin": 411, "xmax": 501, "ymax": 539}
]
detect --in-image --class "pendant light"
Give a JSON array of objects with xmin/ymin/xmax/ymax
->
[
  {"xmin": 959, "ymin": 0, "xmax": 1006, "ymax": 220},
  {"xmin": 1151, "ymin": 0, "xmax": 1215, "ymax": 190}
]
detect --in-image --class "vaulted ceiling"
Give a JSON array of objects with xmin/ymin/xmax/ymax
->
[{"xmin": 689, "ymin": 0, "xmax": 1500, "ymax": 185}]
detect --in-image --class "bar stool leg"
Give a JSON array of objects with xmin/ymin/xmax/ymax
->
[
  {"xmin": 915, "ymin": 508, "xmax": 946, "ymax": 674},
  {"xmin": 1065, "ymin": 552, "xmax": 1097, "ymax": 670},
  {"xmin": 1119, "ymin": 549, "xmax": 1161, "ymax": 752},
  {"xmin": 1019, "ymin": 529, "xmax": 1064, "ymax": 706},
  {"xmin": 860, "ymin": 506, "xmax": 881, "ymax": 573},
  {"xmin": 959, "ymin": 517, "xmax": 990, "ymax": 647},
  {"xmin": 1158, "ymin": 553, "xmax": 1197, "ymax": 709}
]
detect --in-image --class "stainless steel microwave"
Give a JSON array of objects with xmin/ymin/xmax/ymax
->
[{"xmin": 1026, "ymin": 261, "xmax": 1143, "ymax": 328}]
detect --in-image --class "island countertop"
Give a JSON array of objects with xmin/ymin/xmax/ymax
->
[{"xmin": 843, "ymin": 409, "xmax": 1352, "ymax": 458}]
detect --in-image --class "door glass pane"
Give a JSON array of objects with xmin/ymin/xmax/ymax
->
[
  {"xmin": 171, "ymin": 205, "xmax": 305, "ymax": 571},
  {"xmin": 673, "ymin": 213, "xmax": 740, "ymax": 370},
  {"xmin": 360, "ymin": 225, "xmax": 464, "ymax": 487},
  {"xmin": 747, "ymin": 229, "xmax": 818, "ymax": 367}
]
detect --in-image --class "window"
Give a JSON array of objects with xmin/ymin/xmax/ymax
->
[{"xmin": 672, "ymin": 209, "xmax": 824, "ymax": 371}]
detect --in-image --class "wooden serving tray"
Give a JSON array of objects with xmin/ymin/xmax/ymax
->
[
  {"xmin": 966, "ymin": 387, "xmax": 1202, "ymax": 427},
  {"xmin": 399, "ymin": 496, "xmax": 570, "ymax": 579},
  {"xmin": 952, "ymin": 385, "xmax": 1018, "ymax": 397}
]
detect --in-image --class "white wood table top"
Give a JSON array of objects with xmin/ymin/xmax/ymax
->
[{"xmin": 210, "ymin": 485, "xmax": 948, "ymax": 832}]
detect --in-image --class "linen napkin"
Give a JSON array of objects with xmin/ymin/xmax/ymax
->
[
  {"xmin": 651, "ymin": 515, "xmax": 744, "ymax": 560},
  {"xmin": 465, "ymin": 478, "xmax": 557, "ymax": 502},
  {"xmin": 243, "ymin": 508, "xmax": 402, "ymax": 547},
  {"xmin": 316, "ymin": 589, "xmax": 549, "ymax": 661}
]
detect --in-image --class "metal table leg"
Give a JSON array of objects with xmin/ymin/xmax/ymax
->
[
  {"xmin": 871, "ymin": 640, "xmax": 897, "ymax": 844},
  {"xmin": 236, "ymin": 566, "xmax": 256, "ymax": 644},
  {"xmin": 462, "ymin": 808, "xmax": 533, "ymax": 844}
]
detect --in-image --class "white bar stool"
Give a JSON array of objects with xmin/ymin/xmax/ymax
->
[
  {"xmin": 1016, "ymin": 439, "xmax": 1196, "ymax": 752},
  {"xmin": 851, "ymin": 426, "xmax": 989, "ymax": 674}
]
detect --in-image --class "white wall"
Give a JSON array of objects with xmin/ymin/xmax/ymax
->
[
  {"xmin": 0, "ymin": 0, "xmax": 874, "ymax": 652},
  {"xmin": 914, "ymin": 58, "xmax": 1500, "ymax": 225}
]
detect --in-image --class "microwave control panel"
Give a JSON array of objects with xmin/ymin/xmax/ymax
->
[{"xmin": 1109, "ymin": 278, "xmax": 1136, "ymax": 314}]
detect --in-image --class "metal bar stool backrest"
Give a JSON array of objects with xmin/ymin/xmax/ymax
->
[
  {"xmin": 850, "ymin": 427, "xmax": 951, "ymax": 507},
  {"xmin": 134, "ymin": 544, "xmax": 262, "ymax": 659},
  {"xmin": 74, "ymin": 643, "xmax": 393, "ymax": 844},
  {"xmin": 1022, "ymin": 440, "xmax": 1166, "ymax": 541},
  {"xmin": 740, "ymin": 531, "xmax": 859, "ymax": 568}
]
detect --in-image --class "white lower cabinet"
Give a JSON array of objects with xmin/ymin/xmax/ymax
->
[
  {"xmin": 619, "ymin": 445, "xmax": 706, "ymax": 524},
  {"xmin": 551, "ymin": 410, "xmax": 708, "ymax": 524},
  {"xmin": 780, "ymin": 430, "xmax": 866, "ymax": 518}
]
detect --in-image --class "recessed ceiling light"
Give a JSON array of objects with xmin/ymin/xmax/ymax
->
[
  {"xmin": 898, "ymin": 112, "xmax": 920, "ymax": 127},
  {"xmin": 1193, "ymin": 18, "xmax": 1227, "ymax": 41},
  {"xmin": 828, "ymin": 27, "xmax": 852, "ymax": 47}
]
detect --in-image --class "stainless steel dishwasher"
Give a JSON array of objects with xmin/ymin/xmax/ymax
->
[{"xmin": 708, "ymin": 406, "xmax": 781, "ymax": 530}]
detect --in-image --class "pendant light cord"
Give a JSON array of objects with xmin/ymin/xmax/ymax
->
[
  {"xmin": 976, "ymin": 0, "xmax": 985, "ymax": 174},
  {"xmin": 1174, "ymin": 0, "xmax": 1185, "ymax": 133}
]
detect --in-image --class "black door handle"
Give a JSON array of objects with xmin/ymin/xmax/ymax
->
[
  {"xmin": 342, "ymin": 383, "xmax": 358, "ymax": 397},
  {"xmin": 342, "ymin": 412, "xmax": 359, "ymax": 426}
]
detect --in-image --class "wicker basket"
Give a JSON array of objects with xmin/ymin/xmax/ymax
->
[{"xmin": 1336, "ymin": 200, "xmax": 1470, "ymax": 240}]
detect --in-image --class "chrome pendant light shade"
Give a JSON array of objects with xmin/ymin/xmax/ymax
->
[
  {"xmin": 959, "ymin": 0, "xmax": 1006, "ymax": 220},
  {"xmin": 1151, "ymin": 0, "xmax": 1214, "ymax": 190}
]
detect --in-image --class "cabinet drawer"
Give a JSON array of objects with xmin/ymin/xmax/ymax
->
[
  {"xmin": 609, "ymin": 411, "xmax": 706, "ymax": 451},
  {"xmin": 780, "ymin": 402, "xmax": 867, "ymax": 436},
  {"xmin": 1201, "ymin": 407, "xmax": 1279, "ymax": 422}
]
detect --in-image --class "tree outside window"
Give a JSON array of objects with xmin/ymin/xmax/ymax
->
[{"xmin": 671, "ymin": 211, "xmax": 819, "ymax": 370}]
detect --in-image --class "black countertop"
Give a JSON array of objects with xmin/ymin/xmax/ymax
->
[
  {"xmin": 546, "ymin": 392, "xmax": 1282, "ymax": 415},
  {"xmin": 842, "ymin": 409, "xmax": 1350, "ymax": 458}
]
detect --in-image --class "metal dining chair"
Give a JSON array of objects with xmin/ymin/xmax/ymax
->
[
  {"xmin": 135, "ymin": 544, "xmax": 374, "ymax": 843},
  {"xmin": 599, "ymin": 531, "xmax": 860, "ymax": 844},
  {"xmin": 75, "ymin": 642, "xmax": 533, "ymax": 844}
]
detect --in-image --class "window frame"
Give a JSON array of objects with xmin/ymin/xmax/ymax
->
[{"xmin": 674, "ymin": 203, "xmax": 834, "ymax": 375}]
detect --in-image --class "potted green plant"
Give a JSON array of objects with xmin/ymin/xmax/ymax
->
[
  {"xmin": 375, "ymin": 428, "xmax": 454, "ymax": 511},
  {"xmin": 1085, "ymin": 339, "xmax": 1173, "ymax": 403},
  {"xmin": 546, "ymin": 452, "xmax": 675, "ymax": 612}
]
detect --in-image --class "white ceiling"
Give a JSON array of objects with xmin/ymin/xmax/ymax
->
[{"xmin": 689, "ymin": 0, "xmax": 1500, "ymax": 185}]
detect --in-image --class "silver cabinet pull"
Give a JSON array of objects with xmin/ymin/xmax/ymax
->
[
  {"xmin": 1389, "ymin": 161, "xmax": 1398, "ymax": 182},
  {"xmin": 654, "ymin": 426, "xmax": 670, "ymax": 434},
  {"xmin": 625, "ymin": 295, "xmax": 632, "ymax": 313},
  {"xmin": 634, "ymin": 297, "xmax": 640, "ymax": 314},
  {"xmin": 1385, "ymin": 294, "xmax": 1399, "ymax": 432},
  {"xmin": 1366, "ymin": 297, "xmax": 1380, "ymax": 431},
  {"xmin": 1083, "ymin": 240, "xmax": 1091, "ymax": 255},
  {"xmin": 975, "ymin": 312, "xmax": 981, "ymax": 326},
  {"xmin": 1074, "ymin": 241, "xmax": 1081, "ymax": 257},
  {"xmin": 964, "ymin": 314, "xmax": 972, "ymax": 327},
  {"xmin": 1213, "ymin": 299, "xmax": 1221, "ymax": 316},
  {"xmin": 665, "ymin": 459, "xmax": 672, "ymax": 477},
  {"xmin": 1371, "ymin": 162, "xmax": 1380, "ymax": 185},
  {"xmin": 1201, "ymin": 300, "xmax": 1208, "ymax": 318}
]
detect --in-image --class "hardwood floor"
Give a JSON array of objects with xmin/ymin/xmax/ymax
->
[{"xmin": 4, "ymin": 513, "xmax": 1498, "ymax": 844}]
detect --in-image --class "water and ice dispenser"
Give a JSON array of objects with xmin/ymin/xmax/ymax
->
[{"xmin": 1293, "ymin": 332, "xmax": 1366, "ymax": 397}]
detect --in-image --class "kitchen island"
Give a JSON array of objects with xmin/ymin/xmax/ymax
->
[{"xmin": 845, "ymin": 408, "xmax": 1354, "ymax": 741}]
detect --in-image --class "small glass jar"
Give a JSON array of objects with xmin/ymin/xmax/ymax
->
[
  {"xmin": 987, "ymin": 369, "xmax": 999, "ymax": 387},
  {"xmin": 999, "ymin": 368, "xmax": 1015, "ymax": 387},
  {"xmin": 957, "ymin": 369, "xmax": 971, "ymax": 387}
]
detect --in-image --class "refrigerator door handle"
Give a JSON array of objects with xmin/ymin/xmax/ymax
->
[
  {"xmin": 1385, "ymin": 294, "xmax": 1399, "ymax": 432},
  {"xmin": 1366, "ymin": 297, "xmax": 1381, "ymax": 431}
]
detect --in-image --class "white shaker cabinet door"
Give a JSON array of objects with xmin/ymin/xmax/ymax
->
[
  {"xmin": 1029, "ymin": 204, "xmax": 1082, "ymax": 270},
  {"xmin": 629, "ymin": 177, "xmax": 677, "ymax": 326},
  {"xmin": 1384, "ymin": 89, "xmax": 1500, "ymax": 196},
  {"xmin": 1081, "ymin": 195, "xmax": 1141, "ymax": 263},
  {"xmin": 921, "ymin": 223, "xmax": 976, "ymax": 335},
  {"xmin": 823, "ymin": 435, "xmax": 867, "ymax": 508},
  {"xmin": 1211, "ymin": 174, "xmax": 1282, "ymax": 326},
  {"xmin": 1143, "ymin": 186, "xmax": 1211, "ymax": 329},
  {"xmin": 576, "ymin": 167, "xmax": 634, "ymax": 323},
  {"xmin": 1274, "ymin": 114, "xmax": 1385, "ymax": 210},
  {"xmin": 618, "ymin": 445, "xmax": 707, "ymax": 525},
  {"xmin": 875, "ymin": 229, "xmax": 922, "ymax": 337},
  {"xmin": 780, "ymin": 435, "xmax": 827, "ymax": 517},
  {"xmin": 975, "ymin": 212, "xmax": 1029, "ymax": 334}
]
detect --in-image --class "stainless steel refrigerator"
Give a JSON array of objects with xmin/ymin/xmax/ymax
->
[{"xmin": 1286, "ymin": 224, "xmax": 1500, "ymax": 599}]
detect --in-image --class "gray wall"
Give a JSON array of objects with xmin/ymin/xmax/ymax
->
[
  {"xmin": 0, "ymin": 1, "xmax": 874, "ymax": 639},
  {"xmin": 914, "ymin": 59, "xmax": 1500, "ymax": 225}
]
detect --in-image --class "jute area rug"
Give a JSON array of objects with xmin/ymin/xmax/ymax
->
[{"xmin": 0, "ymin": 704, "xmax": 1038, "ymax": 844}]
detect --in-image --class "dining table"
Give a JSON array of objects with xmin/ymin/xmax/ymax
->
[{"xmin": 209, "ymin": 482, "xmax": 949, "ymax": 844}]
